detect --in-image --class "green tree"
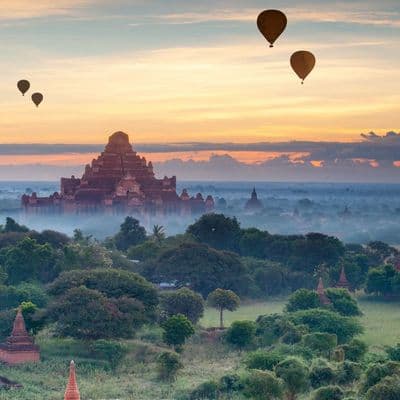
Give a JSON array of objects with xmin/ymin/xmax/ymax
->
[
  {"xmin": 151, "ymin": 225, "xmax": 166, "ymax": 245},
  {"xmin": 157, "ymin": 351, "xmax": 183, "ymax": 381},
  {"xmin": 242, "ymin": 370, "xmax": 284, "ymax": 400},
  {"xmin": 187, "ymin": 213, "xmax": 242, "ymax": 252},
  {"xmin": 302, "ymin": 333, "xmax": 338, "ymax": 356},
  {"xmin": 114, "ymin": 217, "xmax": 147, "ymax": 251},
  {"xmin": 387, "ymin": 343, "xmax": 400, "ymax": 361},
  {"xmin": 239, "ymin": 228, "xmax": 269, "ymax": 258},
  {"xmin": 275, "ymin": 357, "xmax": 309, "ymax": 400},
  {"xmin": 160, "ymin": 288, "xmax": 204, "ymax": 324},
  {"xmin": 366, "ymin": 376, "xmax": 400, "ymax": 400},
  {"xmin": 285, "ymin": 289, "xmax": 321, "ymax": 312},
  {"xmin": 312, "ymin": 385, "xmax": 344, "ymax": 400},
  {"xmin": 4, "ymin": 217, "xmax": 29, "ymax": 233},
  {"xmin": 162, "ymin": 314, "xmax": 195, "ymax": 350},
  {"xmin": 207, "ymin": 288, "xmax": 240, "ymax": 328},
  {"xmin": 226, "ymin": 320, "xmax": 256, "ymax": 349},
  {"xmin": 325, "ymin": 288, "xmax": 362, "ymax": 316},
  {"xmin": 366, "ymin": 265, "xmax": 398, "ymax": 296}
]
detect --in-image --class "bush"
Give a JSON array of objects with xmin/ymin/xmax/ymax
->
[
  {"xmin": 157, "ymin": 351, "xmax": 183, "ymax": 381},
  {"xmin": 362, "ymin": 361, "xmax": 400, "ymax": 393},
  {"xmin": 274, "ymin": 357, "xmax": 309, "ymax": 399},
  {"xmin": 160, "ymin": 288, "xmax": 204, "ymax": 324},
  {"xmin": 285, "ymin": 289, "xmax": 321, "ymax": 312},
  {"xmin": 325, "ymin": 288, "xmax": 362, "ymax": 317},
  {"xmin": 386, "ymin": 343, "xmax": 400, "ymax": 361},
  {"xmin": 242, "ymin": 370, "xmax": 284, "ymax": 400},
  {"xmin": 289, "ymin": 309, "xmax": 363, "ymax": 344},
  {"xmin": 244, "ymin": 350, "xmax": 283, "ymax": 371},
  {"xmin": 313, "ymin": 385, "xmax": 344, "ymax": 400},
  {"xmin": 218, "ymin": 374, "xmax": 243, "ymax": 395},
  {"xmin": 162, "ymin": 314, "xmax": 195, "ymax": 350},
  {"xmin": 225, "ymin": 320, "xmax": 256, "ymax": 349},
  {"xmin": 337, "ymin": 361, "xmax": 362, "ymax": 385},
  {"xmin": 189, "ymin": 381, "xmax": 219, "ymax": 400},
  {"xmin": 309, "ymin": 359, "xmax": 337, "ymax": 388},
  {"xmin": 90, "ymin": 340, "xmax": 127, "ymax": 370},
  {"xmin": 366, "ymin": 376, "xmax": 400, "ymax": 400},
  {"xmin": 340, "ymin": 338, "xmax": 368, "ymax": 362},
  {"xmin": 302, "ymin": 332, "xmax": 338, "ymax": 355}
]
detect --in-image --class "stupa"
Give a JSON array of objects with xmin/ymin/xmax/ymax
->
[
  {"xmin": 316, "ymin": 277, "xmax": 331, "ymax": 306},
  {"xmin": 64, "ymin": 361, "xmax": 80, "ymax": 400},
  {"xmin": 22, "ymin": 131, "xmax": 214, "ymax": 215},
  {"xmin": 245, "ymin": 188, "xmax": 263, "ymax": 212},
  {"xmin": 335, "ymin": 266, "xmax": 351, "ymax": 290},
  {"xmin": 0, "ymin": 308, "xmax": 40, "ymax": 364}
]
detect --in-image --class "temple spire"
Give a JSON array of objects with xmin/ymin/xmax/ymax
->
[
  {"xmin": 64, "ymin": 361, "xmax": 80, "ymax": 400},
  {"xmin": 317, "ymin": 277, "xmax": 331, "ymax": 305},
  {"xmin": 11, "ymin": 307, "xmax": 29, "ymax": 337},
  {"xmin": 336, "ymin": 266, "xmax": 351, "ymax": 290}
]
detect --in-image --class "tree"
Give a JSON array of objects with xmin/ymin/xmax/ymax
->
[
  {"xmin": 156, "ymin": 351, "xmax": 183, "ymax": 381},
  {"xmin": 145, "ymin": 243, "xmax": 247, "ymax": 297},
  {"xmin": 361, "ymin": 361, "xmax": 400, "ymax": 393},
  {"xmin": 48, "ymin": 269, "xmax": 158, "ymax": 313},
  {"xmin": 366, "ymin": 265, "xmax": 399, "ymax": 296},
  {"xmin": 242, "ymin": 370, "xmax": 284, "ymax": 400},
  {"xmin": 114, "ymin": 217, "xmax": 147, "ymax": 251},
  {"xmin": 285, "ymin": 289, "xmax": 320, "ymax": 312},
  {"xmin": 325, "ymin": 288, "xmax": 362, "ymax": 316},
  {"xmin": 160, "ymin": 288, "xmax": 204, "ymax": 324},
  {"xmin": 239, "ymin": 228, "xmax": 269, "ymax": 258},
  {"xmin": 309, "ymin": 359, "xmax": 336, "ymax": 388},
  {"xmin": 302, "ymin": 333, "xmax": 338, "ymax": 356},
  {"xmin": 151, "ymin": 225, "xmax": 165, "ymax": 245},
  {"xmin": 48, "ymin": 286, "xmax": 147, "ymax": 340},
  {"xmin": 366, "ymin": 376, "xmax": 400, "ymax": 400},
  {"xmin": 162, "ymin": 314, "xmax": 195, "ymax": 350},
  {"xmin": 207, "ymin": 288, "xmax": 240, "ymax": 328},
  {"xmin": 274, "ymin": 357, "xmax": 309, "ymax": 400},
  {"xmin": 186, "ymin": 213, "xmax": 242, "ymax": 252},
  {"xmin": 387, "ymin": 343, "xmax": 400, "ymax": 362},
  {"xmin": 225, "ymin": 320, "xmax": 256, "ymax": 349},
  {"xmin": 244, "ymin": 350, "xmax": 283, "ymax": 371},
  {"xmin": 312, "ymin": 385, "xmax": 344, "ymax": 400},
  {"xmin": 340, "ymin": 338, "xmax": 368, "ymax": 362},
  {"xmin": 4, "ymin": 217, "xmax": 29, "ymax": 233},
  {"xmin": 289, "ymin": 309, "xmax": 363, "ymax": 344}
]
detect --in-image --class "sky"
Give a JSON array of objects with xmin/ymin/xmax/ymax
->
[{"xmin": 1, "ymin": 0, "xmax": 400, "ymax": 181}]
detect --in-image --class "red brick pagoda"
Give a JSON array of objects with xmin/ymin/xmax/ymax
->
[
  {"xmin": 316, "ymin": 277, "xmax": 331, "ymax": 306},
  {"xmin": 64, "ymin": 361, "xmax": 80, "ymax": 400},
  {"xmin": 0, "ymin": 308, "xmax": 40, "ymax": 365},
  {"xmin": 22, "ymin": 131, "xmax": 214, "ymax": 215},
  {"xmin": 335, "ymin": 266, "xmax": 351, "ymax": 290},
  {"xmin": 245, "ymin": 188, "xmax": 263, "ymax": 212}
]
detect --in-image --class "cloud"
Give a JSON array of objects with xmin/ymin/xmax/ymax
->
[{"xmin": 0, "ymin": 0, "xmax": 98, "ymax": 20}]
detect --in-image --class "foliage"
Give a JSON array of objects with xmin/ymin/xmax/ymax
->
[
  {"xmin": 366, "ymin": 264, "xmax": 400, "ymax": 296},
  {"xmin": 365, "ymin": 376, "xmax": 400, "ymax": 400},
  {"xmin": 89, "ymin": 340, "xmax": 127, "ymax": 370},
  {"xmin": 242, "ymin": 370, "xmax": 284, "ymax": 400},
  {"xmin": 207, "ymin": 288, "xmax": 240, "ymax": 328},
  {"xmin": 48, "ymin": 286, "xmax": 148, "ymax": 340},
  {"xmin": 336, "ymin": 361, "xmax": 362, "ymax": 385},
  {"xmin": 3, "ymin": 217, "xmax": 29, "ymax": 233},
  {"xmin": 309, "ymin": 359, "xmax": 336, "ymax": 388},
  {"xmin": 361, "ymin": 361, "xmax": 400, "ymax": 393},
  {"xmin": 275, "ymin": 357, "xmax": 309, "ymax": 400},
  {"xmin": 244, "ymin": 350, "xmax": 284, "ymax": 371},
  {"xmin": 144, "ymin": 243, "xmax": 247, "ymax": 297},
  {"xmin": 157, "ymin": 351, "xmax": 183, "ymax": 381},
  {"xmin": 0, "ymin": 282, "xmax": 48, "ymax": 310},
  {"xmin": 225, "ymin": 320, "xmax": 256, "ymax": 349},
  {"xmin": 127, "ymin": 240, "xmax": 162, "ymax": 262},
  {"xmin": 188, "ymin": 381, "xmax": 219, "ymax": 400},
  {"xmin": 340, "ymin": 338, "xmax": 368, "ymax": 362},
  {"xmin": 187, "ymin": 213, "xmax": 241, "ymax": 252},
  {"xmin": 289, "ymin": 309, "xmax": 363, "ymax": 344},
  {"xmin": 162, "ymin": 314, "xmax": 195, "ymax": 349},
  {"xmin": 285, "ymin": 289, "xmax": 321, "ymax": 312},
  {"xmin": 325, "ymin": 288, "xmax": 362, "ymax": 316},
  {"xmin": 312, "ymin": 385, "xmax": 344, "ymax": 400},
  {"xmin": 302, "ymin": 333, "xmax": 338, "ymax": 355},
  {"xmin": 113, "ymin": 217, "xmax": 147, "ymax": 251},
  {"xmin": 160, "ymin": 288, "xmax": 204, "ymax": 324},
  {"xmin": 386, "ymin": 343, "xmax": 400, "ymax": 361}
]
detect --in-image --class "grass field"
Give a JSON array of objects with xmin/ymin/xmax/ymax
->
[{"xmin": 0, "ymin": 298, "xmax": 399, "ymax": 399}]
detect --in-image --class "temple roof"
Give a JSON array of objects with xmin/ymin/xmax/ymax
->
[
  {"xmin": 11, "ymin": 308, "xmax": 29, "ymax": 338},
  {"xmin": 64, "ymin": 361, "xmax": 80, "ymax": 400}
]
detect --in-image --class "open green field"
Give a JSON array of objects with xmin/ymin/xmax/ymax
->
[{"xmin": 0, "ymin": 298, "xmax": 399, "ymax": 399}]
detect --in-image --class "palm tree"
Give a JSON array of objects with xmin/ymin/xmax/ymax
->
[{"xmin": 152, "ymin": 225, "xmax": 165, "ymax": 244}]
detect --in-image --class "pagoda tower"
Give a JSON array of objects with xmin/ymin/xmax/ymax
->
[
  {"xmin": 64, "ymin": 361, "xmax": 80, "ymax": 400},
  {"xmin": 316, "ymin": 277, "xmax": 331, "ymax": 305},
  {"xmin": 245, "ymin": 188, "xmax": 263, "ymax": 211},
  {"xmin": 336, "ymin": 267, "xmax": 351, "ymax": 290},
  {"xmin": 0, "ymin": 308, "xmax": 40, "ymax": 364}
]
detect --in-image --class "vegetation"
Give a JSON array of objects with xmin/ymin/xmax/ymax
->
[{"xmin": 206, "ymin": 288, "xmax": 240, "ymax": 328}]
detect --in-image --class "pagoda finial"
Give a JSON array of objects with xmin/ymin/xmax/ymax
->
[
  {"xmin": 336, "ymin": 266, "xmax": 351, "ymax": 290},
  {"xmin": 11, "ymin": 307, "xmax": 29, "ymax": 337},
  {"xmin": 317, "ymin": 277, "xmax": 331, "ymax": 305},
  {"xmin": 64, "ymin": 361, "xmax": 80, "ymax": 400}
]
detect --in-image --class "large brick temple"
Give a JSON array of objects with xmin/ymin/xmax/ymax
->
[{"xmin": 22, "ymin": 131, "xmax": 214, "ymax": 215}]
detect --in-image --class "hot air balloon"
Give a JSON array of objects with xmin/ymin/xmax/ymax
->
[
  {"xmin": 290, "ymin": 51, "xmax": 316, "ymax": 84},
  {"xmin": 17, "ymin": 80, "xmax": 30, "ymax": 96},
  {"xmin": 31, "ymin": 93, "xmax": 43, "ymax": 107},
  {"xmin": 257, "ymin": 10, "xmax": 287, "ymax": 48}
]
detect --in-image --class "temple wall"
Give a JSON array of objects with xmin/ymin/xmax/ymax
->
[{"xmin": 0, "ymin": 349, "xmax": 40, "ymax": 365}]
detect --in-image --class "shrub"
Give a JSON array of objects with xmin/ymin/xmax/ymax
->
[
  {"xmin": 189, "ymin": 381, "xmax": 219, "ymax": 400},
  {"xmin": 337, "ymin": 361, "xmax": 362, "ymax": 385},
  {"xmin": 157, "ymin": 351, "xmax": 183, "ymax": 381},
  {"xmin": 285, "ymin": 289, "xmax": 321, "ymax": 312},
  {"xmin": 309, "ymin": 359, "xmax": 336, "ymax": 388},
  {"xmin": 340, "ymin": 338, "xmax": 368, "ymax": 362},
  {"xmin": 162, "ymin": 314, "xmax": 195, "ymax": 350},
  {"xmin": 160, "ymin": 288, "xmax": 204, "ymax": 324},
  {"xmin": 225, "ymin": 320, "xmax": 256, "ymax": 349},
  {"xmin": 386, "ymin": 343, "xmax": 400, "ymax": 362},
  {"xmin": 242, "ymin": 370, "xmax": 284, "ymax": 400},
  {"xmin": 218, "ymin": 374, "xmax": 243, "ymax": 395},
  {"xmin": 366, "ymin": 376, "xmax": 400, "ymax": 400},
  {"xmin": 313, "ymin": 385, "xmax": 344, "ymax": 400},
  {"xmin": 289, "ymin": 309, "xmax": 363, "ymax": 344},
  {"xmin": 325, "ymin": 288, "xmax": 362, "ymax": 317},
  {"xmin": 90, "ymin": 340, "xmax": 127, "ymax": 370},
  {"xmin": 244, "ymin": 350, "xmax": 283, "ymax": 371},
  {"xmin": 302, "ymin": 332, "xmax": 338, "ymax": 355},
  {"xmin": 362, "ymin": 361, "xmax": 400, "ymax": 393},
  {"xmin": 274, "ymin": 357, "xmax": 309, "ymax": 400}
]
